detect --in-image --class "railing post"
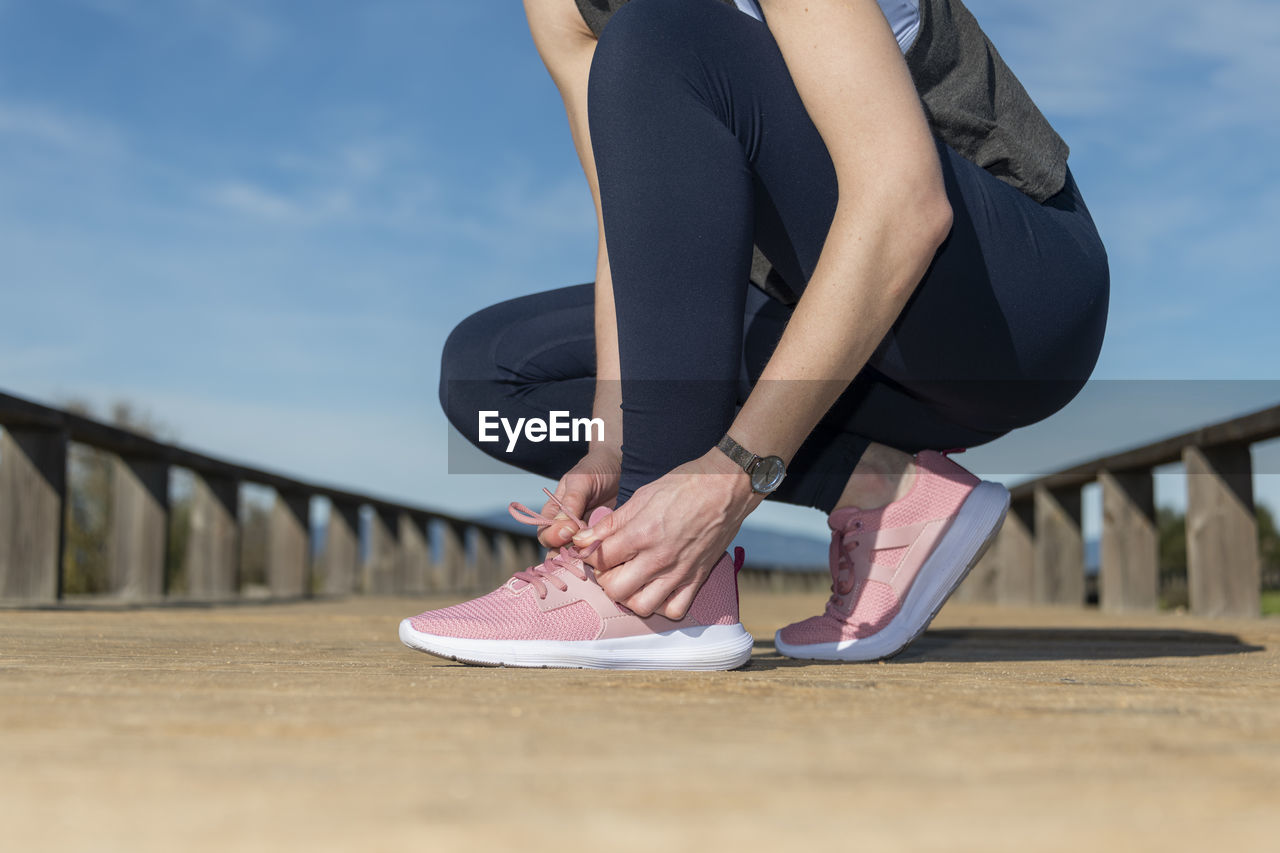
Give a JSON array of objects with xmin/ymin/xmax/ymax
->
[
  {"xmin": 399, "ymin": 512, "xmax": 431, "ymax": 595},
  {"xmin": 1033, "ymin": 484, "xmax": 1084, "ymax": 605},
  {"xmin": 364, "ymin": 506, "xmax": 402, "ymax": 594},
  {"xmin": 0, "ymin": 427, "xmax": 67, "ymax": 603},
  {"xmin": 1183, "ymin": 444, "xmax": 1261, "ymax": 618},
  {"xmin": 429, "ymin": 520, "xmax": 467, "ymax": 593},
  {"xmin": 1099, "ymin": 469, "xmax": 1158, "ymax": 612},
  {"xmin": 994, "ymin": 498, "xmax": 1036, "ymax": 604},
  {"xmin": 185, "ymin": 473, "xmax": 240, "ymax": 600},
  {"xmin": 515, "ymin": 536, "xmax": 541, "ymax": 573},
  {"xmin": 494, "ymin": 531, "xmax": 522, "ymax": 581},
  {"xmin": 955, "ymin": 497, "xmax": 1033, "ymax": 605},
  {"xmin": 954, "ymin": 536, "xmax": 998, "ymax": 603},
  {"xmin": 107, "ymin": 455, "xmax": 168, "ymax": 601},
  {"xmin": 471, "ymin": 526, "xmax": 497, "ymax": 591},
  {"xmin": 267, "ymin": 491, "xmax": 310, "ymax": 598},
  {"xmin": 320, "ymin": 500, "xmax": 359, "ymax": 595}
]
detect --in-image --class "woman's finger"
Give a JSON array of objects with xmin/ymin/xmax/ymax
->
[
  {"xmin": 586, "ymin": 520, "xmax": 645, "ymax": 574},
  {"xmin": 570, "ymin": 502, "xmax": 622, "ymax": 549},
  {"xmin": 536, "ymin": 500, "xmax": 579, "ymax": 548},
  {"xmin": 658, "ymin": 577, "xmax": 700, "ymax": 621},
  {"xmin": 620, "ymin": 572, "xmax": 679, "ymax": 618},
  {"xmin": 596, "ymin": 551, "xmax": 664, "ymax": 604}
]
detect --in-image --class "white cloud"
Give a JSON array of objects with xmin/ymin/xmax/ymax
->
[
  {"xmin": 206, "ymin": 180, "xmax": 352, "ymax": 225},
  {"xmin": 0, "ymin": 101, "xmax": 125, "ymax": 157}
]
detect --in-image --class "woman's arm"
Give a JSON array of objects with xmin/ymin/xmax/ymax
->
[
  {"xmin": 729, "ymin": 0, "xmax": 953, "ymax": 461},
  {"xmin": 523, "ymin": 0, "xmax": 622, "ymax": 454},
  {"xmin": 576, "ymin": 0, "xmax": 954, "ymax": 617},
  {"xmin": 523, "ymin": 1, "xmax": 625, "ymax": 539}
]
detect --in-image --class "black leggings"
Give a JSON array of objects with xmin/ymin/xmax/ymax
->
[{"xmin": 441, "ymin": 0, "xmax": 1109, "ymax": 513}]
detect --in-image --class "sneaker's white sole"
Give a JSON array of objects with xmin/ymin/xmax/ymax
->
[
  {"xmin": 775, "ymin": 480, "xmax": 1011, "ymax": 662},
  {"xmin": 399, "ymin": 619, "xmax": 755, "ymax": 671}
]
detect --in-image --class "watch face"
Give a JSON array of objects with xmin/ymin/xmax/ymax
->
[{"xmin": 750, "ymin": 455, "xmax": 786, "ymax": 493}]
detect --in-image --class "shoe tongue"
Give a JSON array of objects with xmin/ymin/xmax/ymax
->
[{"xmin": 587, "ymin": 505, "xmax": 612, "ymax": 526}]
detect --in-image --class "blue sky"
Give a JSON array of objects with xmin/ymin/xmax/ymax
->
[{"xmin": 2, "ymin": 0, "xmax": 1279, "ymax": 540}]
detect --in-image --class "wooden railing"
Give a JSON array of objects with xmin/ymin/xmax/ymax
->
[
  {"xmin": 955, "ymin": 402, "xmax": 1280, "ymax": 618},
  {"xmin": 5, "ymin": 389, "xmax": 1275, "ymax": 615},
  {"xmin": 0, "ymin": 390, "xmax": 542, "ymax": 605}
]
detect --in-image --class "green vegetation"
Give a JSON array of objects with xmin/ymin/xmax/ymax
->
[{"xmin": 61, "ymin": 400, "xmax": 176, "ymax": 595}]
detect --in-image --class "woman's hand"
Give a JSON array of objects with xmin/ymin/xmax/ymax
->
[
  {"xmin": 570, "ymin": 449, "xmax": 761, "ymax": 619},
  {"xmin": 537, "ymin": 446, "xmax": 622, "ymax": 549}
]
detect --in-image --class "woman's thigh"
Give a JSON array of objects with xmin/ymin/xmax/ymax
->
[{"xmin": 745, "ymin": 146, "xmax": 1111, "ymax": 442}]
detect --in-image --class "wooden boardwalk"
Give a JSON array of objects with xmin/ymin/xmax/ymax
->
[{"xmin": 3, "ymin": 591, "xmax": 1278, "ymax": 852}]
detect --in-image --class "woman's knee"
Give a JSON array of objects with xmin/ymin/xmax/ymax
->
[
  {"xmin": 589, "ymin": 0, "xmax": 719, "ymax": 108},
  {"xmin": 438, "ymin": 306, "xmax": 503, "ymax": 431},
  {"xmin": 438, "ymin": 284, "xmax": 596, "ymax": 430}
]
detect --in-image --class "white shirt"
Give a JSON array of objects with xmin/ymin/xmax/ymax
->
[{"xmin": 733, "ymin": 0, "xmax": 920, "ymax": 54}]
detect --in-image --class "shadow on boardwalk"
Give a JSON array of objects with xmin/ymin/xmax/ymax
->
[{"xmin": 749, "ymin": 627, "xmax": 1264, "ymax": 668}]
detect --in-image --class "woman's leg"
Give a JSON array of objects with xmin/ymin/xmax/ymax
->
[
  {"xmin": 588, "ymin": 0, "xmax": 1108, "ymax": 509},
  {"xmin": 439, "ymin": 283, "xmax": 598, "ymax": 481}
]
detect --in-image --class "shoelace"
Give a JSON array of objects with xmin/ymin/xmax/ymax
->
[
  {"xmin": 825, "ymin": 519, "xmax": 864, "ymax": 618},
  {"xmin": 506, "ymin": 488, "xmax": 602, "ymax": 599}
]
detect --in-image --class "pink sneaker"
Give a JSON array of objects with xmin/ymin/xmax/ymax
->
[
  {"xmin": 775, "ymin": 450, "xmax": 1009, "ymax": 661},
  {"xmin": 399, "ymin": 491, "xmax": 754, "ymax": 670}
]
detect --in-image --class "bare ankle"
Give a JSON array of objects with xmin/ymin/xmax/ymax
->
[{"xmin": 834, "ymin": 443, "xmax": 916, "ymax": 511}]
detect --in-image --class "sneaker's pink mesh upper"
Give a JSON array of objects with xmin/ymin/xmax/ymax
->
[
  {"xmin": 778, "ymin": 580, "xmax": 900, "ymax": 644},
  {"xmin": 827, "ymin": 450, "xmax": 977, "ymax": 533},
  {"xmin": 687, "ymin": 558, "xmax": 739, "ymax": 626},
  {"xmin": 407, "ymin": 494, "xmax": 743, "ymax": 644},
  {"xmin": 409, "ymin": 584, "xmax": 599, "ymax": 641},
  {"xmin": 779, "ymin": 451, "xmax": 978, "ymax": 648}
]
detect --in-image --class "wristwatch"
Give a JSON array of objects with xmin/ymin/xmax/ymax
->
[{"xmin": 716, "ymin": 434, "xmax": 786, "ymax": 495}]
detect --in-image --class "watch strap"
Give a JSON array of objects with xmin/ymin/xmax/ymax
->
[{"xmin": 716, "ymin": 434, "xmax": 757, "ymax": 473}]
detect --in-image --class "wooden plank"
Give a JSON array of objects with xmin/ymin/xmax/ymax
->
[
  {"xmin": 1033, "ymin": 485, "xmax": 1084, "ymax": 606},
  {"xmin": 268, "ymin": 492, "xmax": 310, "ymax": 598},
  {"xmin": 398, "ymin": 513, "xmax": 430, "ymax": 595},
  {"xmin": 1184, "ymin": 445, "xmax": 1261, "ymax": 618},
  {"xmin": 1008, "ymin": 402, "xmax": 1280, "ymax": 501},
  {"xmin": 184, "ymin": 474, "xmax": 239, "ymax": 600},
  {"xmin": 320, "ymin": 501, "xmax": 359, "ymax": 596},
  {"xmin": 0, "ymin": 427, "xmax": 67, "ymax": 602},
  {"xmin": 1099, "ymin": 469, "xmax": 1158, "ymax": 612},
  {"xmin": 363, "ymin": 507, "xmax": 401, "ymax": 594},
  {"xmin": 107, "ymin": 455, "xmax": 168, "ymax": 601}
]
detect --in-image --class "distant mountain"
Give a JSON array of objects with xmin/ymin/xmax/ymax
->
[{"xmin": 473, "ymin": 506, "xmax": 829, "ymax": 572}]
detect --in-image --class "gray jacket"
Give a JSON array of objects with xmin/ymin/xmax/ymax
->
[{"xmin": 573, "ymin": 0, "xmax": 1070, "ymax": 301}]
